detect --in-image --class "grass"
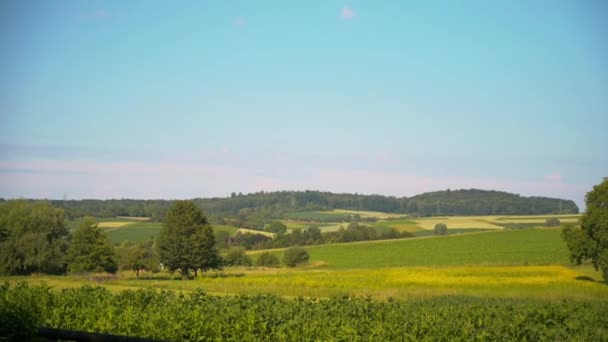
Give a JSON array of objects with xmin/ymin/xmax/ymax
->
[
  {"xmin": 3, "ymin": 224, "xmax": 607, "ymax": 302},
  {"xmin": 4, "ymin": 264, "xmax": 606, "ymax": 302},
  {"xmin": 253, "ymin": 228, "xmax": 571, "ymax": 269},
  {"xmin": 373, "ymin": 219, "xmax": 423, "ymax": 233},
  {"xmin": 107, "ymin": 222, "xmax": 163, "ymax": 244}
]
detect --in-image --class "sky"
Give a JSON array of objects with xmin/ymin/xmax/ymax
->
[{"xmin": 0, "ymin": 1, "xmax": 607, "ymax": 209}]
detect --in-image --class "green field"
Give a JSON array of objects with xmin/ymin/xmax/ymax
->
[
  {"xmin": 252, "ymin": 228, "xmax": 570, "ymax": 269},
  {"xmin": 7, "ymin": 227, "xmax": 606, "ymax": 302},
  {"xmin": 106, "ymin": 222, "xmax": 163, "ymax": 244}
]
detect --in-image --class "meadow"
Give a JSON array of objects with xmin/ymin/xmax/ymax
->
[{"xmin": 4, "ymin": 228, "xmax": 606, "ymax": 302}]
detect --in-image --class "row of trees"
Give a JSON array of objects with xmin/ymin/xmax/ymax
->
[
  {"xmin": 0, "ymin": 200, "xmax": 314, "ymax": 279},
  {"xmin": 217, "ymin": 221, "xmax": 412, "ymax": 251},
  {"xmin": 5, "ymin": 189, "xmax": 577, "ymax": 228}
]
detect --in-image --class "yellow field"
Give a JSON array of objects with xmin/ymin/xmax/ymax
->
[
  {"xmin": 415, "ymin": 217, "xmax": 503, "ymax": 230},
  {"xmin": 116, "ymin": 216, "xmax": 151, "ymax": 221},
  {"xmin": 98, "ymin": 222, "xmax": 132, "ymax": 228},
  {"xmin": 412, "ymin": 214, "xmax": 582, "ymax": 230},
  {"xmin": 5, "ymin": 265, "xmax": 606, "ymax": 301}
]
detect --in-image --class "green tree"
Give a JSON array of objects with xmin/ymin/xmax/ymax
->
[
  {"xmin": 157, "ymin": 201, "xmax": 222, "ymax": 279},
  {"xmin": 563, "ymin": 178, "xmax": 608, "ymax": 281},
  {"xmin": 117, "ymin": 239, "xmax": 159, "ymax": 278},
  {"xmin": 282, "ymin": 246, "xmax": 310, "ymax": 267},
  {"xmin": 255, "ymin": 251, "xmax": 281, "ymax": 267},
  {"xmin": 544, "ymin": 218, "xmax": 561, "ymax": 227},
  {"xmin": 222, "ymin": 247, "xmax": 252, "ymax": 267},
  {"xmin": 0, "ymin": 200, "xmax": 70, "ymax": 275},
  {"xmin": 434, "ymin": 223, "xmax": 448, "ymax": 236},
  {"xmin": 67, "ymin": 217, "xmax": 117, "ymax": 273},
  {"xmin": 265, "ymin": 221, "xmax": 287, "ymax": 235}
]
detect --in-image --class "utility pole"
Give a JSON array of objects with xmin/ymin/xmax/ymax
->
[{"xmin": 436, "ymin": 200, "xmax": 440, "ymax": 216}]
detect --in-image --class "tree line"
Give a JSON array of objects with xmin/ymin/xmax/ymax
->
[{"xmin": 2, "ymin": 189, "xmax": 578, "ymax": 229}]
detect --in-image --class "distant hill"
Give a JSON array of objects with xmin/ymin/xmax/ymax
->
[
  {"xmin": 405, "ymin": 189, "xmax": 578, "ymax": 216},
  {"xmin": 9, "ymin": 189, "xmax": 577, "ymax": 225}
]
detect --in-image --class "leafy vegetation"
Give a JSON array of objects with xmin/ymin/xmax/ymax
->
[
  {"xmin": 563, "ymin": 178, "xmax": 608, "ymax": 280},
  {"xmin": 0, "ymin": 200, "xmax": 70, "ymax": 275},
  {"xmin": 434, "ymin": 223, "xmax": 448, "ymax": 235},
  {"xmin": 157, "ymin": 201, "xmax": 221, "ymax": 279},
  {"xmin": 282, "ymin": 247, "xmax": 310, "ymax": 267},
  {"xmin": 68, "ymin": 217, "xmax": 117, "ymax": 273},
  {"xmin": 1, "ymin": 282, "xmax": 606, "ymax": 341},
  {"xmin": 38, "ymin": 189, "xmax": 577, "ymax": 229}
]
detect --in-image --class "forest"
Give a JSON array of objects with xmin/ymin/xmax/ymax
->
[{"xmin": 1, "ymin": 189, "xmax": 578, "ymax": 228}]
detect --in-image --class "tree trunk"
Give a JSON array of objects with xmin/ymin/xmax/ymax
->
[
  {"xmin": 194, "ymin": 269, "xmax": 198, "ymax": 278},
  {"xmin": 181, "ymin": 268, "xmax": 189, "ymax": 280},
  {"xmin": 135, "ymin": 269, "xmax": 139, "ymax": 279}
]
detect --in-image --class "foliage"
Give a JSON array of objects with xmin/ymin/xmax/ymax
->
[
  {"xmin": 156, "ymin": 201, "xmax": 222, "ymax": 279},
  {"xmin": 45, "ymin": 189, "xmax": 578, "ymax": 226},
  {"xmin": 0, "ymin": 200, "xmax": 70, "ymax": 275},
  {"xmin": 563, "ymin": 178, "xmax": 608, "ymax": 280},
  {"xmin": 67, "ymin": 217, "xmax": 117, "ymax": 273},
  {"xmin": 254, "ymin": 252, "xmax": 281, "ymax": 267},
  {"xmin": 283, "ymin": 246, "xmax": 310, "ymax": 267},
  {"xmin": 1, "ymin": 283, "xmax": 607, "ymax": 341},
  {"xmin": 434, "ymin": 223, "xmax": 448, "ymax": 235},
  {"xmin": 116, "ymin": 239, "xmax": 159, "ymax": 277},
  {"xmin": 222, "ymin": 247, "xmax": 252, "ymax": 267},
  {"xmin": 545, "ymin": 218, "xmax": 561, "ymax": 227},
  {"xmin": 265, "ymin": 221, "xmax": 287, "ymax": 235}
]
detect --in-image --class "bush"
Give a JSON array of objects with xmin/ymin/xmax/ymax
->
[
  {"xmin": 255, "ymin": 252, "xmax": 281, "ymax": 267},
  {"xmin": 434, "ymin": 223, "xmax": 448, "ymax": 236},
  {"xmin": 222, "ymin": 247, "xmax": 252, "ymax": 267},
  {"xmin": 544, "ymin": 218, "xmax": 561, "ymax": 227},
  {"xmin": 282, "ymin": 247, "xmax": 310, "ymax": 267}
]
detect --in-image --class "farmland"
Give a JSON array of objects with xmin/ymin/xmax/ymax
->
[
  {"xmin": 3, "ymin": 208, "xmax": 606, "ymax": 340},
  {"xmin": 4, "ymin": 283, "xmax": 607, "ymax": 341},
  {"xmin": 75, "ymin": 211, "xmax": 582, "ymax": 246}
]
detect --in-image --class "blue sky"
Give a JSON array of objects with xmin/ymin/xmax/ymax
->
[{"xmin": 0, "ymin": 1, "xmax": 606, "ymax": 209}]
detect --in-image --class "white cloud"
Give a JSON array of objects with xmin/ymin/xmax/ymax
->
[{"xmin": 340, "ymin": 5, "xmax": 356, "ymax": 20}]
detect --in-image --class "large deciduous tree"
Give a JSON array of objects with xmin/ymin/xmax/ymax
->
[
  {"xmin": 67, "ymin": 217, "xmax": 117, "ymax": 273},
  {"xmin": 157, "ymin": 201, "xmax": 221, "ymax": 279},
  {"xmin": 562, "ymin": 178, "xmax": 608, "ymax": 281},
  {"xmin": 0, "ymin": 200, "xmax": 70, "ymax": 275}
]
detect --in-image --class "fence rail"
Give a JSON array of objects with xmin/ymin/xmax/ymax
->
[{"xmin": 38, "ymin": 327, "xmax": 165, "ymax": 342}]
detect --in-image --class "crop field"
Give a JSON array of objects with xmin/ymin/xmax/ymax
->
[
  {"xmin": 373, "ymin": 219, "xmax": 424, "ymax": 233},
  {"xmin": 107, "ymin": 222, "xmax": 163, "ymax": 244},
  {"xmin": 4, "ymin": 283, "xmax": 607, "ymax": 341},
  {"xmin": 97, "ymin": 221, "xmax": 132, "ymax": 228},
  {"xmin": 250, "ymin": 228, "xmax": 570, "ymax": 269}
]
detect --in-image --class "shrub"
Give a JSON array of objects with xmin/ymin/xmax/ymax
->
[
  {"xmin": 282, "ymin": 247, "xmax": 310, "ymax": 267},
  {"xmin": 255, "ymin": 252, "xmax": 281, "ymax": 267},
  {"xmin": 434, "ymin": 223, "xmax": 448, "ymax": 236},
  {"xmin": 222, "ymin": 247, "xmax": 252, "ymax": 267},
  {"xmin": 544, "ymin": 218, "xmax": 561, "ymax": 227}
]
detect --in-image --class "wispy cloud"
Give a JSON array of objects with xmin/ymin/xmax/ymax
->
[
  {"xmin": 0, "ymin": 158, "xmax": 590, "ymax": 210},
  {"xmin": 340, "ymin": 5, "xmax": 356, "ymax": 20},
  {"xmin": 233, "ymin": 16, "xmax": 246, "ymax": 28},
  {"xmin": 545, "ymin": 172, "xmax": 562, "ymax": 182}
]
